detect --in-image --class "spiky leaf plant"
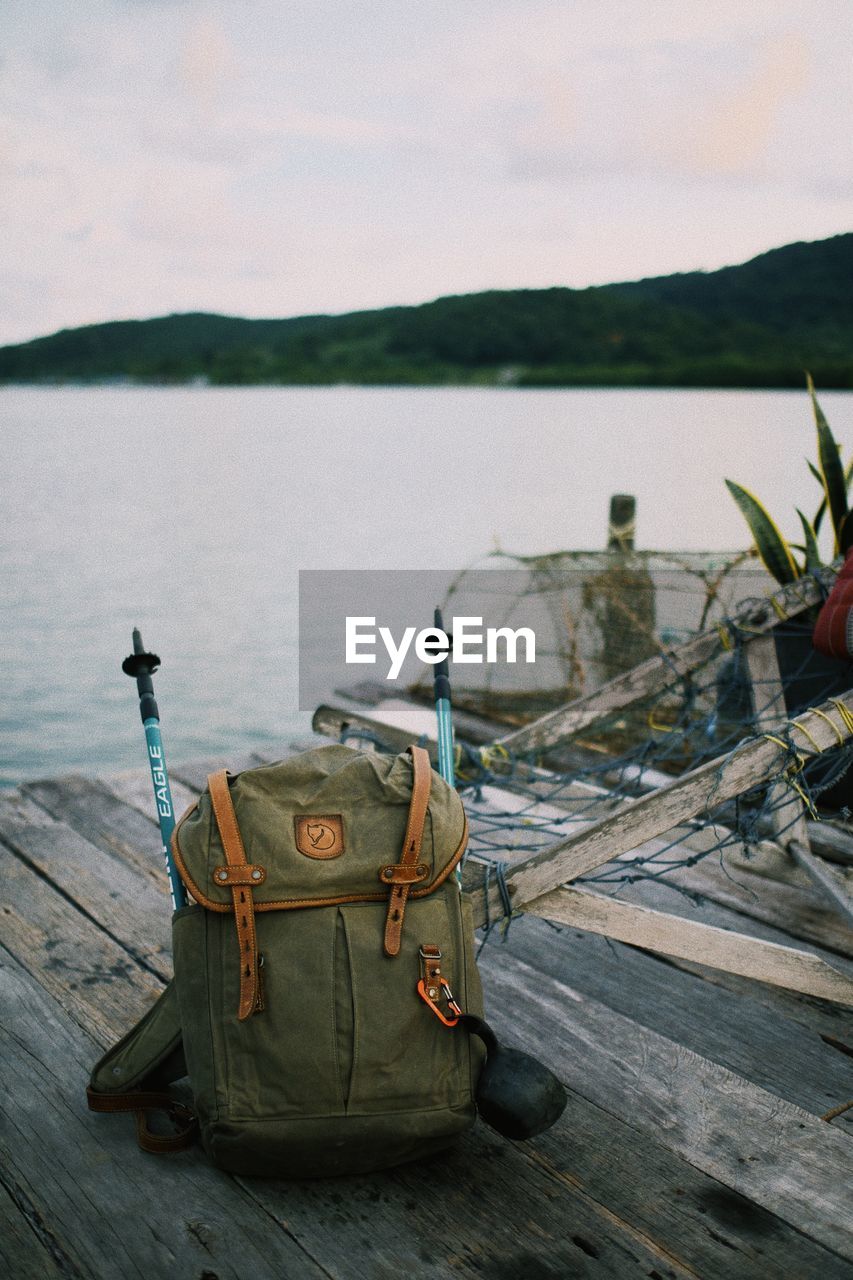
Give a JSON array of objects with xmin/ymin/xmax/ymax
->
[
  {"xmin": 726, "ymin": 376, "xmax": 849, "ymax": 585},
  {"xmin": 724, "ymin": 481, "xmax": 800, "ymax": 583}
]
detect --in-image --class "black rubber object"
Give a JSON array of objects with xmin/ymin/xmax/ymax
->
[{"xmin": 461, "ymin": 1014, "xmax": 567, "ymax": 1140}]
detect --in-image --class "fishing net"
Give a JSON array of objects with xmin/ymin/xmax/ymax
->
[{"xmin": 389, "ymin": 550, "xmax": 853, "ymax": 913}]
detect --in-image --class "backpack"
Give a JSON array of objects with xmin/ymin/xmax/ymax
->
[{"xmin": 87, "ymin": 742, "xmax": 565, "ymax": 1176}]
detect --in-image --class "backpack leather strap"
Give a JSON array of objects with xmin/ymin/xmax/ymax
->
[
  {"xmin": 208, "ymin": 770, "xmax": 262, "ymax": 1020},
  {"xmin": 86, "ymin": 1087, "xmax": 197, "ymax": 1153},
  {"xmin": 383, "ymin": 745, "xmax": 432, "ymax": 957}
]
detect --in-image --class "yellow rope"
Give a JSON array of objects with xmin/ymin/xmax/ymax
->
[
  {"xmin": 829, "ymin": 697, "xmax": 853, "ymax": 736},
  {"xmin": 455, "ymin": 741, "xmax": 512, "ymax": 780},
  {"xmin": 773, "ymin": 700, "xmax": 853, "ymax": 758},
  {"xmin": 477, "ymin": 743, "xmax": 510, "ymax": 771},
  {"xmin": 803, "ymin": 707, "xmax": 844, "ymax": 747},
  {"xmin": 788, "ymin": 775, "xmax": 820, "ymax": 820},
  {"xmin": 790, "ymin": 719, "xmax": 825, "ymax": 753},
  {"xmin": 717, "ymin": 623, "xmax": 733, "ymax": 652},
  {"xmin": 453, "ymin": 743, "xmax": 469, "ymax": 779},
  {"xmin": 769, "ymin": 594, "xmax": 789, "ymax": 621},
  {"xmin": 760, "ymin": 732, "xmax": 821, "ymax": 815}
]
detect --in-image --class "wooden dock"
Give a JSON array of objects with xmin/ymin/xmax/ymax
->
[{"xmin": 2, "ymin": 721, "xmax": 853, "ymax": 1279}]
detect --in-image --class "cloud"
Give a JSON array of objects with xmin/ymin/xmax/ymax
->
[
  {"xmin": 180, "ymin": 17, "xmax": 234, "ymax": 112},
  {"xmin": 0, "ymin": 2, "xmax": 851, "ymax": 342},
  {"xmin": 693, "ymin": 33, "xmax": 812, "ymax": 174}
]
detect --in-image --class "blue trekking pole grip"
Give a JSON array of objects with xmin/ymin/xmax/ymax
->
[
  {"xmin": 122, "ymin": 629, "xmax": 187, "ymax": 911},
  {"xmin": 432, "ymin": 608, "xmax": 462, "ymax": 888},
  {"xmin": 433, "ymin": 607, "xmax": 455, "ymax": 788}
]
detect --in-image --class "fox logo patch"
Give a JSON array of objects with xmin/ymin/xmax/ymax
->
[
  {"xmin": 306, "ymin": 822, "xmax": 336, "ymax": 850},
  {"xmin": 294, "ymin": 814, "xmax": 345, "ymax": 858}
]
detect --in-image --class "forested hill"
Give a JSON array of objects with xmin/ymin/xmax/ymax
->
[{"xmin": 2, "ymin": 233, "xmax": 852, "ymax": 388}]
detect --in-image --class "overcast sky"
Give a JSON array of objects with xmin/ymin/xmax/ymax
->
[{"xmin": 1, "ymin": 0, "xmax": 852, "ymax": 344}]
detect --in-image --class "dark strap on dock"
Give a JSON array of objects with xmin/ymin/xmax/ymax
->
[{"xmin": 86, "ymin": 1086, "xmax": 197, "ymax": 1154}]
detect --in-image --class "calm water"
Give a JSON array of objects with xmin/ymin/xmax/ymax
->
[{"xmin": 3, "ymin": 384, "xmax": 851, "ymax": 785}]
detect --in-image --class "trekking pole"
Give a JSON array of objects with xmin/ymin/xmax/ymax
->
[
  {"xmin": 122, "ymin": 629, "xmax": 187, "ymax": 911},
  {"xmin": 432, "ymin": 608, "xmax": 463, "ymax": 888},
  {"xmin": 433, "ymin": 607, "xmax": 455, "ymax": 787}
]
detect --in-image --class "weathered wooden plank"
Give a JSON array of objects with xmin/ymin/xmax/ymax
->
[
  {"xmin": 239, "ymin": 1127, "xmax": 697, "ymax": 1280},
  {"xmin": 0, "ymin": 840, "xmax": 163, "ymax": 1045},
  {"xmin": 651, "ymin": 834, "xmax": 853, "ymax": 958},
  {"xmin": 21, "ymin": 775, "xmax": 171, "ymax": 890},
  {"xmin": 0, "ymin": 946, "xmax": 329, "ymax": 1280},
  {"xmin": 463, "ymin": 761, "xmax": 853, "ymax": 945},
  {"xmin": 477, "ymin": 948, "xmax": 853, "ymax": 1259},
  {"xmin": 492, "ymin": 913, "xmax": 853, "ymax": 1115},
  {"xmin": 0, "ymin": 1181, "xmax": 70, "ymax": 1280},
  {"xmin": 661, "ymin": 952, "xmax": 853, "ymax": 1043},
  {"xmin": 105, "ymin": 768, "xmax": 197, "ymax": 827},
  {"xmin": 600, "ymin": 873, "xmax": 853, "ymax": 1043},
  {"xmin": 526, "ymin": 1096, "xmax": 853, "ymax": 1280},
  {"xmin": 809, "ymin": 819, "xmax": 853, "ymax": 867},
  {"xmin": 525, "ymin": 886, "xmax": 853, "ymax": 1003},
  {"xmin": 789, "ymin": 839, "xmax": 853, "ymax": 929},
  {"xmin": 0, "ymin": 792, "xmax": 172, "ymax": 981},
  {"xmin": 0, "ymin": 899, "xmax": 702, "ymax": 1280},
  {"xmin": 339, "ymin": 678, "xmax": 507, "ymax": 742},
  {"xmin": 314, "ymin": 701, "xmax": 439, "ymax": 761},
  {"xmin": 478, "ymin": 717, "xmax": 853, "ymax": 960},
  {"xmin": 745, "ymin": 635, "xmax": 810, "ymax": 845},
  {"xmin": 569, "ymin": 821, "xmax": 853, "ymax": 959},
  {"xmin": 497, "ymin": 568, "xmax": 836, "ymax": 754},
  {"xmin": 466, "ymin": 689, "xmax": 853, "ymax": 930}
]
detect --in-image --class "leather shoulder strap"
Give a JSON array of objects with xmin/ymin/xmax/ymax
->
[
  {"xmin": 383, "ymin": 745, "xmax": 432, "ymax": 956},
  {"xmin": 208, "ymin": 770, "xmax": 262, "ymax": 1020}
]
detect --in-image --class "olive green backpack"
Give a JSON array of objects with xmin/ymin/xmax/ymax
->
[
  {"xmin": 88, "ymin": 742, "xmax": 565, "ymax": 1175},
  {"xmin": 86, "ymin": 743, "xmax": 488, "ymax": 1176}
]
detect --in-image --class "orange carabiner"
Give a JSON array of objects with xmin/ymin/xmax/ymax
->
[
  {"xmin": 417, "ymin": 978, "xmax": 461, "ymax": 1027},
  {"xmin": 417, "ymin": 976, "xmax": 465, "ymax": 1027}
]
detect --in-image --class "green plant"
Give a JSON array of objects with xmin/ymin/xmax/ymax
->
[{"xmin": 725, "ymin": 375, "xmax": 853, "ymax": 585}]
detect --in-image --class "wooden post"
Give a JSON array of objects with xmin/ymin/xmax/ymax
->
[{"xmin": 607, "ymin": 494, "xmax": 636, "ymax": 551}]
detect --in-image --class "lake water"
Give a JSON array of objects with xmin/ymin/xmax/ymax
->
[{"xmin": 3, "ymin": 384, "xmax": 851, "ymax": 785}]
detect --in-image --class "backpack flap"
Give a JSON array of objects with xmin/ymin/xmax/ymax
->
[
  {"xmin": 172, "ymin": 745, "xmax": 467, "ymax": 910},
  {"xmin": 171, "ymin": 745, "xmax": 467, "ymax": 1020}
]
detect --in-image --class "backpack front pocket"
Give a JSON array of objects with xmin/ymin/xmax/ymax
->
[
  {"xmin": 209, "ymin": 907, "xmax": 346, "ymax": 1121},
  {"xmin": 341, "ymin": 892, "xmax": 473, "ymax": 1116}
]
